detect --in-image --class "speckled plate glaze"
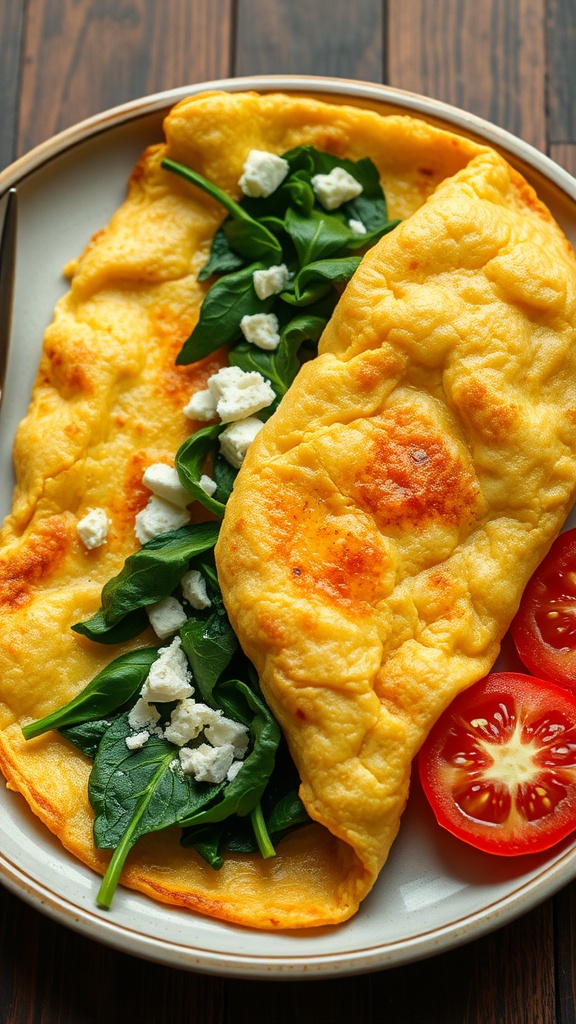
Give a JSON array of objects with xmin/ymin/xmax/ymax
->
[{"xmin": 1, "ymin": 76, "xmax": 576, "ymax": 979}]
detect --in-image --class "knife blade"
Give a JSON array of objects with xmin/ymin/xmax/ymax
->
[{"xmin": 0, "ymin": 188, "xmax": 18, "ymax": 413}]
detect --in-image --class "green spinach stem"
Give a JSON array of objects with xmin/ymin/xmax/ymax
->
[{"xmin": 250, "ymin": 801, "xmax": 276, "ymax": 859}]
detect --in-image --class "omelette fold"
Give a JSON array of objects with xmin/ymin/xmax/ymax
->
[{"xmin": 1, "ymin": 90, "xmax": 576, "ymax": 929}]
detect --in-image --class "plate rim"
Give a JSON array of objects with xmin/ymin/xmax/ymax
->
[{"xmin": 2, "ymin": 73, "xmax": 576, "ymax": 978}]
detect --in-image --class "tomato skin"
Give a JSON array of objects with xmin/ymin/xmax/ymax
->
[
  {"xmin": 511, "ymin": 528, "xmax": 576, "ymax": 692},
  {"xmin": 418, "ymin": 672, "xmax": 576, "ymax": 856}
]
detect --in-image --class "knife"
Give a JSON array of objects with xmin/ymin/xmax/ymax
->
[{"xmin": 0, "ymin": 188, "xmax": 17, "ymax": 413}]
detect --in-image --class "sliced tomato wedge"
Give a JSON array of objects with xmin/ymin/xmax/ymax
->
[
  {"xmin": 511, "ymin": 528, "xmax": 576, "ymax": 691},
  {"xmin": 418, "ymin": 672, "xmax": 576, "ymax": 855}
]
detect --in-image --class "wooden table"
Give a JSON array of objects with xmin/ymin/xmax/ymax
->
[{"xmin": 1, "ymin": 2, "xmax": 576, "ymax": 1021}]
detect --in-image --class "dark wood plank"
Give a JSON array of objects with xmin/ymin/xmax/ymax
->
[
  {"xmin": 0, "ymin": 883, "xmax": 225, "ymax": 1024},
  {"xmin": 547, "ymin": 0, "xmax": 576, "ymax": 145},
  {"xmin": 235, "ymin": 0, "xmax": 384, "ymax": 81},
  {"xmin": 554, "ymin": 882, "xmax": 576, "ymax": 1024},
  {"xmin": 0, "ymin": 0, "xmax": 26, "ymax": 170},
  {"xmin": 387, "ymin": 0, "xmax": 547, "ymax": 151},
  {"xmin": 17, "ymin": 0, "xmax": 234, "ymax": 156}
]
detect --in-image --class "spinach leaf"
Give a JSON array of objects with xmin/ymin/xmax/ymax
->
[
  {"xmin": 176, "ymin": 262, "xmax": 273, "ymax": 365},
  {"xmin": 229, "ymin": 311, "xmax": 325, "ymax": 397},
  {"xmin": 70, "ymin": 607, "xmax": 149, "ymax": 645},
  {"xmin": 175, "ymin": 424, "xmax": 229, "ymax": 518},
  {"xmin": 179, "ymin": 607, "xmax": 238, "ymax": 708},
  {"xmin": 60, "ymin": 717, "xmax": 116, "ymax": 760},
  {"xmin": 198, "ymin": 227, "xmax": 245, "ymax": 281},
  {"xmin": 22, "ymin": 648, "xmax": 159, "ymax": 740},
  {"xmin": 73, "ymin": 522, "xmax": 220, "ymax": 643},
  {"xmin": 213, "ymin": 452, "xmax": 238, "ymax": 504},
  {"xmin": 267, "ymin": 790, "xmax": 310, "ymax": 834},
  {"xmin": 291, "ymin": 256, "xmax": 362, "ymax": 305},
  {"xmin": 183, "ymin": 788, "xmax": 309, "ymax": 864},
  {"xmin": 91, "ymin": 712, "xmax": 226, "ymax": 907},
  {"xmin": 177, "ymin": 678, "xmax": 281, "ymax": 827},
  {"xmin": 161, "ymin": 158, "xmax": 282, "ymax": 262},
  {"xmin": 284, "ymin": 207, "xmax": 351, "ymax": 267}
]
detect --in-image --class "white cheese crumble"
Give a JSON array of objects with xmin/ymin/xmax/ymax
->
[
  {"xmin": 128, "ymin": 697, "xmax": 162, "ymax": 732},
  {"xmin": 146, "ymin": 596, "xmax": 188, "ymax": 639},
  {"xmin": 141, "ymin": 637, "xmax": 194, "ymax": 703},
  {"xmin": 219, "ymin": 416, "xmax": 263, "ymax": 469},
  {"xmin": 240, "ymin": 312, "xmax": 281, "ymax": 351},
  {"xmin": 77, "ymin": 507, "xmax": 110, "ymax": 550},
  {"xmin": 182, "ymin": 387, "xmax": 217, "ymax": 423},
  {"xmin": 184, "ymin": 365, "xmax": 274, "ymax": 425},
  {"xmin": 226, "ymin": 760, "xmax": 244, "ymax": 782},
  {"xmin": 181, "ymin": 569, "xmax": 212, "ymax": 610},
  {"xmin": 311, "ymin": 167, "xmax": 363, "ymax": 210},
  {"xmin": 164, "ymin": 699, "xmax": 219, "ymax": 746},
  {"xmin": 252, "ymin": 263, "xmax": 290, "ymax": 300},
  {"xmin": 239, "ymin": 150, "xmax": 289, "ymax": 198},
  {"xmin": 178, "ymin": 742, "xmax": 236, "ymax": 784},
  {"xmin": 125, "ymin": 730, "xmax": 150, "ymax": 750},
  {"xmin": 199, "ymin": 473, "xmax": 217, "ymax": 497},
  {"xmin": 348, "ymin": 217, "xmax": 367, "ymax": 235},
  {"xmin": 134, "ymin": 495, "xmax": 190, "ymax": 545},
  {"xmin": 205, "ymin": 715, "xmax": 249, "ymax": 757},
  {"xmin": 142, "ymin": 463, "xmax": 190, "ymax": 507}
]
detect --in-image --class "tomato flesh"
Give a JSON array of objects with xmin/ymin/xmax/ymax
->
[
  {"xmin": 511, "ymin": 529, "xmax": 576, "ymax": 690},
  {"xmin": 418, "ymin": 672, "xmax": 576, "ymax": 855}
]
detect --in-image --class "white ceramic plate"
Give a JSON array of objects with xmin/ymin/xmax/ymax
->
[{"xmin": 1, "ymin": 76, "xmax": 576, "ymax": 979}]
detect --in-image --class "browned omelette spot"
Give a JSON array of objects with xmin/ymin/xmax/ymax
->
[
  {"xmin": 352, "ymin": 410, "xmax": 480, "ymax": 529},
  {"xmin": 0, "ymin": 516, "xmax": 72, "ymax": 610},
  {"xmin": 265, "ymin": 486, "xmax": 387, "ymax": 612},
  {"xmin": 456, "ymin": 378, "xmax": 519, "ymax": 442}
]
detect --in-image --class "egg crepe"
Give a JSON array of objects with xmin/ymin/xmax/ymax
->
[{"xmin": 1, "ymin": 91, "xmax": 576, "ymax": 929}]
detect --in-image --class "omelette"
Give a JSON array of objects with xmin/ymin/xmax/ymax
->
[{"xmin": 1, "ymin": 90, "xmax": 576, "ymax": 929}]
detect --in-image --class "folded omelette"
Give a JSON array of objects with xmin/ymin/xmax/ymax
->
[{"xmin": 2, "ymin": 90, "xmax": 576, "ymax": 929}]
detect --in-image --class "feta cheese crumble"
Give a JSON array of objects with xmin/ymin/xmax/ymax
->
[
  {"xmin": 252, "ymin": 263, "xmax": 290, "ymax": 300},
  {"xmin": 205, "ymin": 715, "xmax": 249, "ymax": 757},
  {"xmin": 125, "ymin": 730, "xmax": 150, "ymax": 750},
  {"xmin": 142, "ymin": 463, "xmax": 190, "ymax": 507},
  {"xmin": 164, "ymin": 699, "xmax": 219, "ymax": 746},
  {"xmin": 219, "ymin": 416, "xmax": 263, "ymax": 469},
  {"xmin": 77, "ymin": 507, "xmax": 110, "ymax": 550},
  {"xmin": 184, "ymin": 365, "xmax": 274, "ymax": 425},
  {"xmin": 239, "ymin": 150, "xmax": 289, "ymax": 198},
  {"xmin": 348, "ymin": 217, "xmax": 367, "ymax": 235},
  {"xmin": 128, "ymin": 697, "xmax": 162, "ymax": 732},
  {"xmin": 141, "ymin": 637, "xmax": 193, "ymax": 703},
  {"xmin": 181, "ymin": 569, "xmax": 211, "ymax": 610},
  {"xmin": 146, "ymin": 596, "xmax": 188, "ymax": 639},
  {"xmin": 182, "ymin": 387, "xmax": 217, "ymax": 423},
  {"xmin": 311, "ymin": 166, "xmax": 363, "ymax": 210},
  {"xmin": 199, "ymin": 473, "xmax": 217, "ymax": 497},
  {"xmin": 178, "ymin": 742, "xmax": 236, "ymax": 784},
  {"xmin": 240, "ymin": 312, "xmax": 281, "ymax": 351},
  {"xmin": 134, "ymin": 495, "xmax": 190, "ymax": 545}
]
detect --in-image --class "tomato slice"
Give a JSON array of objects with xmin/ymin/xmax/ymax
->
[
  {"xmin": 511, "ymin": 528, "xmax": 576, "ymax": 691},
  {"xmin": 418, "ymin": 672, "xmax": 576, "ymax": 855}
]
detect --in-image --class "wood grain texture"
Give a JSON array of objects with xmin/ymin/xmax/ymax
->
[
  {"xmin": 0, "ymin": 884, "xmax": 226, "ymax": 1024},
  {"xmin": 547, "ymin": 0, "xmax": 576, "ymax": 142},
  {"xmin": 2, "ymin": 1, "xmax": 576, "ymax": 1021},
  {"xmin": 235, "ymin": 0, "xmax": 384, "ymax": 81},
  {"xmin": 554, "ymin": 883, "xmax": 576, "ymax": 1024},
  {"xmin": 17, "ymin": 0, "xmax": 233, "ymax": 156},
  {"xmin": 387, "ymin": 0, "xmax": 547, "ymax": 152},
  {"xmin": 0, "ymin": 0, "xmax": 26, "ymax": 170}
]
